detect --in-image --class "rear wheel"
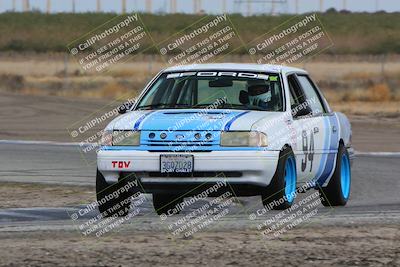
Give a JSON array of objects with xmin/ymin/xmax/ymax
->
[
  {"xmin": 152, "ymin": 194, "xmax": 184, "ymax": 215},
  {"xmin": 96, "ymin": 170, "xmax": 132, "ymax": 218},
  {"xmin": 319, "ymin": 144, "xmax": 351, "ymax": 206},
  {"xmin": 261, "ymin": 147, "xmax": 297, "ymax": 210}
]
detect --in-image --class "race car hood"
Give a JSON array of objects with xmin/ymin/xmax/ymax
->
[{"xmin": 109, "ymin": 109, "xmax": 285, "ymax": 132}]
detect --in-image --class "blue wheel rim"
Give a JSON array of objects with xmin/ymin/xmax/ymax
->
[
  {"xmin": 284, "ymin": 156, "xmax": 296, "ymax": 203},
  {"xmin": 340, "ymin": 153, "xmax": 351, "ymax": 199}
]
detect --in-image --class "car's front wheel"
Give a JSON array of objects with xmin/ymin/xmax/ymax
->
[
  {"xmin": 96, "ymin": 170, "xmax": 132, "ymax": 218},
  {"xmin": 319, "ymin": 143, "xmax": 351, "ymax": 206},
  {"xmin": 261, "ymin": 147, "xmax": 297, "ymax": 210}
]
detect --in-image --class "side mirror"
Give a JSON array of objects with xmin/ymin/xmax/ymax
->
[
  {"xmin": 292, "ymin": 104, "xmax": 312, "ymax": 117},
  {"xmin": 239, "ymin": 90, "xmax": 249, "ymax": 105},
  {"xmin": 118, "ymin": 102, "xmax": 134, "ymax": 114}
]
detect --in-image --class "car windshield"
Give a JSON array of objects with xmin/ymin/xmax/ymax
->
[{"xmin": 135, "ymin": 71, "xmax": 284, "ymax": 111}]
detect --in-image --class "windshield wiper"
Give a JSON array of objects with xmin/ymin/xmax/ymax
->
[
  {"xmin": 136, "ymin": 103, "xmax": 195, "ymax": 110},
  {"xmin": 136, "ymin": 103, "xmax": 268, "ymax": 111},
  {"xmin": 192, "ymin": 103, "xmax": 267, "ymax": 111},
  {"xmin": 191, "ymin": 103, "xmax": 215, "ymax": 108},
  {"xmin": 171, "ymin": 104, "xmax": 192, "ymax": 108},
  {"xmin": 135, "ymin": 103, "xmax": 170, "ymax": 110},
  {"xmin": 193, "ymin": 103, "xmax": 246, "ymax": 109}
]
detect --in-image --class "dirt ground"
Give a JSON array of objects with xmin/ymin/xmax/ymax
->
[
  {"xmin": 0, "ymin": 183, "xmax": 95, "ymax": 209},
  {"xmin": 344, "ymin": 113, "xmax": 400, "ymax": 152},
  {"xmin": 0, "ymin": 224, "xmax": 398, "ymax": 267}
]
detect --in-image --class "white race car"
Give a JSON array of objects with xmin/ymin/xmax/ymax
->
[{"xmin": 97, "ymin": 63, "xmax": 353, "ymax": 217}]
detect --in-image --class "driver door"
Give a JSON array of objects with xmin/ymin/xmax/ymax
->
[{"xmin": 287, "ymin": 74, "xmax": 326, "ymax": 185}]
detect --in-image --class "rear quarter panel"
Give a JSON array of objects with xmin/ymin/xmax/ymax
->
[{"xmin": 336, "ymin": 112, "xmax": 352, "ymax": 148}]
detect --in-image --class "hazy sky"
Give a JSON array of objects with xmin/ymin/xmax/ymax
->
[{"xmin": 2, "ymin": 0, "xmax": 399, "ymax": 14}]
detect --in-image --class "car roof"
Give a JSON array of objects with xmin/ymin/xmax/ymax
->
[{"xmin": 163, "ymin": 63, "xmax": 307, "ymax": 75}]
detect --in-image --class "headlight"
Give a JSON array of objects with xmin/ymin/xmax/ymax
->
[
  {"xmin": 112, "ymin": 130, "xmax": 140, "ymax": 146},
  {"xmin": 220, "ymin": 131, "xmax": 268, "ymax": 147}
]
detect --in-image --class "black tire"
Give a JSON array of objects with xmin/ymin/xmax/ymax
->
[
  {"xmin": 261, "ymin": 147, "xmax": 297, "ymax": 210},
  {"xmin": 96, "ymin": 169, "xmax": 132, "ymax": 218},
  {"xmin": 152, "ymin": 194, "xmax": 184, "ymax": 215},
  {"xmin": 319, "ymin": 144, "xmax": 351, "ymax": 206}
]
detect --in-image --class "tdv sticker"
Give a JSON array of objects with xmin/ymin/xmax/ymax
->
[{"xmin": 112, "ymin": 161, "xmax": 131, "ymax": 168}]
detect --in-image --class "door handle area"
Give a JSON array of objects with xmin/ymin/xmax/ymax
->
[
  {"xmin": 332, "ymin": 126, "xmax": 337, "ymax": 133},
  {"xmin": 313, "ymin": 127, "xmax": 319, "ymax": 134}
]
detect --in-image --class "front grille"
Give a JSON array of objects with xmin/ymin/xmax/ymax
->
[{"xmin": 141, "ymin": 130, "xmax": 220, "ymax": 152}]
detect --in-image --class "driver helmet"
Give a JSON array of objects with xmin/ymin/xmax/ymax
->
[{"xmin": 247, "ymin": 80, "xmax": 271, "ymax": 107}]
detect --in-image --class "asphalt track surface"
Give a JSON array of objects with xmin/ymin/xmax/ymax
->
[{"xmin": 0, "ymin": 143, "xmax": 399, "ymax": 232}]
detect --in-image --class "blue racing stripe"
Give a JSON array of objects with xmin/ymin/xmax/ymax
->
[
  {"xmin": 316, "ymin": 115, "xmax": 339, "ymax": 186},
  {"xmin": 133, "ymin": 111, "xmax": 155, "ymax": 131},
  {"xmin": 223, "ymin": 111, "xmax": 249, "ymax": 131},
  {"xmin": 315, "ymin": 116, "xmax": 330, "ymax": 185},
  {"xmin": 318, "ymin": 153, "xmax": 335, "ymax": 185}
]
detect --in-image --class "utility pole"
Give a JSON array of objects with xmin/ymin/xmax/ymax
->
[
  {"xmin": 170, "ymin": 0, "xmax": 176, "ymax": 13},
  {"xmin": 342, "ymin": 0, "xmax": 347, "ymax": 10},
  {"xmin": 295, "ymin": 0, "xmax": 298, "ymax": 14},
  {"xmin": 271, "ymin": 1, "xmax": 275, "ymax": 15},
  {"xmin": 146, "ymin": 0, "xmax": 152, "ymax": 13},
  {"xmin": 96, "ymin": 0, "xmax": 101, "ymax": 13},
  {"xmin": 72, "ymin": 0, "xmax": 76, "ymax": 13},
  {"xmin": 122, "ymin": 0, "xmax": 126, "ymax": 13},
  {"xmin": 222, "ymin": 0, "xmax": 226, "ymax": 14},
  {"xmin": 247, "ymin": 0, "xmax": 251, "ymax": 16},
  {"xmin": 193, "ymin": 0, "xmax": 201, "ymax": 14},
  {"xmin": 23, "ymin": 0, "xmax": 30, "ymax": 12},
  {"xmin": 46, "ymin": 0, "xmax": 51, "ymax": 13},
  {"xmin": 319, "ymin": 0, "xmax": 323, "ymax": 12},
  {"xmin": 12, "ymin": 0, "xmax": 16, "ymax": 11}
]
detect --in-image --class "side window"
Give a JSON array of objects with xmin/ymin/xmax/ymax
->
[
  {"xmin": 287, "ymin": 74, "xmax": 305, "ymax": 108},
  {"xmin": 296, "ymin": 75, "xmax": 326, "ymax": 114}
]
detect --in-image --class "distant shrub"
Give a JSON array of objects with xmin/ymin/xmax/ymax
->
[
  {"xmin": 0, "ymin": 74, "xmax": 24, "ymax": 90},
  {"xmin": 366, "ymin": 83, "xmax": 391, "ymax": 101}
]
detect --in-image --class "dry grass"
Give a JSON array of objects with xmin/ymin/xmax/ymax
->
[
  {"xmin": 0, "ymin": 54, "xmax": 400, "ymax": 105},
  {"xmin": 303, "ymin": 62, "xmax": 400, "ymax": 81},
  {"xmin": 324, "ymin": 83, "xmax": 395, "ymax": 103},
  {"xmin": 343, "ymin": 71, "xmax": 377, "ymax": 80},
  {"xmin": 96, "ymin": 82, "xmax": 129, "ymax": 99},
  {"xmin": 330, "ymin": 101, "xmax": 400, "ymax": 116},
  {"xmin": 0, "ymin": 182, "xmax": 94, "ymax": 209},
  {"xmin": 18, "ymin": 87, "xmax": 46, "ymax": 96},
  {"xmin": 339, "ymin": 83, "xmax": 392, "ymax": 102},
  {"xmin": 366, "ymin": 83, "xmax": 392, "ymax": 101}
]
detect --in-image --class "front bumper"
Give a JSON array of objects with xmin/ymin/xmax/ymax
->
[{"xmin": 97, "ymin": 149, "xmax": 279, "ymax": 195}]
